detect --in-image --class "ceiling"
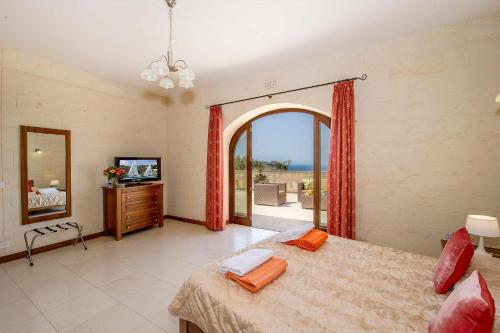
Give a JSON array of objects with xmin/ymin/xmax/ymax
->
[{"xmin": 0, "ymin": 0, "xmax": 498, "ymax": 90}]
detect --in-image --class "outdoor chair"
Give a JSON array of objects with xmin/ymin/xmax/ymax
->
[{"xmin": 254, "ymin": 183, "xmax": 287, "ymax": 206}]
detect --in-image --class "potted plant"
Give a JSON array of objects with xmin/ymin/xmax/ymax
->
[
  {"xmin": 103, "ymin": 166, "xmax": 126, "ymax": 188},
  {"xmin": 253, "ymin": 160, "xmax": 269, "ymax": 184}
]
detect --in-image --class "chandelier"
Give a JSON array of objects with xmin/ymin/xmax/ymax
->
[{"xmin": 140, "ymin": 0, "xmax": 195, "ymax": 89}]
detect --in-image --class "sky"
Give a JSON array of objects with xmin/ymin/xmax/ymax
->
[
  {"xmin": 119, "ymin": 159, "xmax": 157, "ymax": 166},
  {"xmin": 235, "ymin": 112, "xmax": 330, "ymax": 169}
]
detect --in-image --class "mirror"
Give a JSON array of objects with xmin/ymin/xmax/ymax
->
[{"xmin": 20, "ymin": 126, "xmax": 71, "ymax": 224}]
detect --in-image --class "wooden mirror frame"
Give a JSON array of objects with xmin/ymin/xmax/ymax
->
[{"xmin": 20, "ymin": 126, "xmax": 72, "ymax": 225}]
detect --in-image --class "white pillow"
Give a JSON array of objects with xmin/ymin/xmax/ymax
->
[{"xmin": 38, "ymin": 187, "xmax": 59, "ymax": 195}]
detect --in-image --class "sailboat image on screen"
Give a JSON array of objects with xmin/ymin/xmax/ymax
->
[
  {"xmin": 143, "ymin": 165, "xmax": 153, "ymax": 177},
  {"xmin": 127, "ymin": 160, "xmax": 141, "ymax": 178}
]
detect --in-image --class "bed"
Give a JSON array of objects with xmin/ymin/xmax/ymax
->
[
  {"xmin": 169, "ymin": 235, "xmax": 499, "ymax": 333},
  {"xmin": 28, "ymin": 191, "xmax": 66, "ymax": 211}
]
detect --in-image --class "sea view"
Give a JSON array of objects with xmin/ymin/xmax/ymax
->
[
  {"xmin": 288, "ymin": 164, "xmax": 313, "ymax": 171},
  {"xmin": 288, "ymin": 164, "xmax": 328, "ymax": 171}
]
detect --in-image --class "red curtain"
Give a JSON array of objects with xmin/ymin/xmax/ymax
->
[
  {"xmin": 205, "ymin": 105, "xmax": 225, "ymax": 231},
  {"xmin": 327, "ymin": 81, "xmax": 355, "ymax": 239}
]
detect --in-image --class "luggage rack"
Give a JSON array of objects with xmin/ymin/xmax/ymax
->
[{"xmin": 23, "ymin": 221, "xmax": 87, "ymax": 266}]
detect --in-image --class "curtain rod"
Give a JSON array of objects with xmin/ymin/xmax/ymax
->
[{"xmin": 205, "ymin": 74, "xmax": 367, "ymax": 109}]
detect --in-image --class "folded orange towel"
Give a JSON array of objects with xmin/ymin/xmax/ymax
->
[
  {"xmin": 285, "ymin": 229, "xmax": 328, "ymax": 251},
  {"xmin": 225, "ymin": 257, "xmax": 287, "ymax": 293}
]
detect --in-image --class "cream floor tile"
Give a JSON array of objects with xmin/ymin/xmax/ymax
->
[
  {"xmin": 40, "ymin": 289, "xmax": 117, "ymax": 332},
  {"xmin": 66, "ymin": 304, "xmax": 164, "ymax": 333},
  {"xmin": 0, "ymin": 314, "xmax": 56, "ymax": 333},
  {"xmin": 0, "ymin": 298, "xmax": 43, "ymax": 331},
  {"xmin": 26, "ymin": 276, "xmax": 96, "ymax": 312},
  {"xmin": 3, "ymin": 258, "xmax": 78, "ymax": 294},
  {"xmin": 149, "ymin": 310, "xmax": 179, "ymax": 333},
  {"xmin": 117, "ymin": 282, "xmax": 178, "ymax": 320},
  {"xmin": 124, "ymin": 256, "xmax": 197, "ymax": 288},
  {"xmin": 101, "ymin": 272, "xmax": 172, "ymax": 304},
  {"xmin": 159, "ymin": 262, "xmax": 199, "ymax": 289},
  {"xmin": 130, "ymin": 320, "xmax": 166, "ymax": 333},
  {"xmin": 179, "ymin": 248, "xmax": 225, "ymax": 266},
  {"xmin": 0, "ymin": 268, "xmax": 25, "ymax": 307},
  {"xmin": 49, "ymin": 245, "xmax": 107, "ymax": 267},
  {"xmin": 66, "ymin": 257, "xmax": 135, "ymax": 287}
]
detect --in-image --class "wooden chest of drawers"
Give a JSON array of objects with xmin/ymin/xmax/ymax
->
[{"xmin": 102, "ymin": 183, "xmax": 164, "ymax": 240}]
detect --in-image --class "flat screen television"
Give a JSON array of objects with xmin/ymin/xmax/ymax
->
[{"xmin": 114, "ymin": 157, "xmax": 161, "ymax": 183}]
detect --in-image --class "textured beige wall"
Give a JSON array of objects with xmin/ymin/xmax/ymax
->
[
  {"xmin": 0, "ymin": 48, "xmax": 169, "ymax": 256},
  {"xmin": 165, "ymin": 13, "xmax": 500, "ymax": 257}
]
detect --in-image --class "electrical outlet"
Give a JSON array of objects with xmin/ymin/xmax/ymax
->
[
  {"xmin": 264, "ymin": 78, "xmax": 277, "ymax": 90},
  {"xmin": 0, "ymin": 241, "xmax": 10, "ymax": 250}
]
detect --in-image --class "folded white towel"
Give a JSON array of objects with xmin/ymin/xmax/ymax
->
[
  {"xmin": 274, "ymin": 223, "xmax": 314, "ymax": 243},
  {"xmin": 218, "ymin": 249, "xmax": 273, "ymax": 277}
]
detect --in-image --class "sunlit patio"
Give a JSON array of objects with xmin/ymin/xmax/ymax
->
[{"xmin": 235, "ymin": 190, "xmax": 327, "ymax": 232}]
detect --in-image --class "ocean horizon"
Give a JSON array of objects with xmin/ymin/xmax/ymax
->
[
  {"xmin": 288, "ymin": 164, "xmax": 312, "ymax": 171},
  {"xmin": 287, "ymin": 164, "xmax": 328, "ymax": 171}
]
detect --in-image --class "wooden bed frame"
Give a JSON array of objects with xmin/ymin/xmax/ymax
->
[{"xmin": 179, "ymin": 319, "xmax": 204, "ymax": 333}]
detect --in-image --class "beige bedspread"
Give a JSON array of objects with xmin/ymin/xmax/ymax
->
[
  {"xmin": 169, "ymin": 236, "xmax": 499, "ymax": 333},
  {"xmin": 28, "ymin": 191, "xmax": 66, "ymax": 210}
]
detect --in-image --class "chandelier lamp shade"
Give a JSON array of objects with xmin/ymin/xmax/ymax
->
[{"xmin": 140, "ymin": 0, "xmax": 195, "ymax": 89}]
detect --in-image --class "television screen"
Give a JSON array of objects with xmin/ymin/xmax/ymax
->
[{"xmin": 115, "ymin": 157, "xmax": 161, "ymax": 182}]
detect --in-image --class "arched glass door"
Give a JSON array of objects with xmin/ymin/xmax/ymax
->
[
  {"xmin": 318, "ymin": 119, "xmax": 331, "ymax": 229},
  {"xmin": 229, "ymin": 123, "xmax": 252, "ymax": 226},
  {"xmin": 229, "ymin": 109, "xmax": 330, "ymax": 230}
]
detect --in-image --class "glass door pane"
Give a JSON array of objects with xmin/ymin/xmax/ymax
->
[
  {"xmin": 234, "ymin": 131, "xmax": 247, "ymax": 217},
  {"xmin": 319, "ymin": 122, "xmax": 330, "ymax": 229}
]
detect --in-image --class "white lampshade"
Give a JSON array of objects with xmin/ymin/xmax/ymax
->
[
  {"xmin": 159, "ymin": 77, "xmax": 174, "ymax": 89},
  {"xmin": 140, "ymin": 68, "xmax": 157, "ymax": 81},
  {"xmin": 151, "ymin": 61, "xmax": 169, "ymax": 76},
  {"xmin": 496, "ymin": 93, "xmax": 500, "ymax": 103},
  {"xmin": 179, "ymin": 79, "xmax": 194, "ymax": 89},
  {"xmin": 50, "ymin": 179, "xmax": 60, "ymax": 186},
  {"xmin": 466, "ymin": 215, "xmax": 500, "ymax": 237},
  {"xmin": 178, "ymin": 67, "xmax": 195, "ymax": 82}
]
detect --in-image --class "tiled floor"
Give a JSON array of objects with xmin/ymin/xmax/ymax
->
[{"xmin": 0, "ymin": 219, "xmax": 276, "ymax": 333}]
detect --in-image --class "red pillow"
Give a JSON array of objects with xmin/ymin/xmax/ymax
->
[
  {"xmin": 433, "ymin": 227, "xmax": 474, "ymax": 294},
  {"xmin": 451, "ymin": 226, "xmax": 470, "ymax": 240},
  {"xmin": 429, "ymin": 270, "xmax": 495, "ymax": 333},
  {"xmin": 27, "ymin": 180, "xmax": 33, "ymax": 192}
]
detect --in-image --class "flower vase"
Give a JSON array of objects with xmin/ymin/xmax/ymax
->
[{"xmin": 108, "ymin": 177, "xmax": 120, "ymax": 188}]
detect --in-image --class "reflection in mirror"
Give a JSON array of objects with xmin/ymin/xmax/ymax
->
[
  {"xmin": 27, "ymin": 132, "xmax": 67, "ymax": 217},
  {"xmin": 21, "ymin": 126, "xmax": 71, "ymax": 224}
]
